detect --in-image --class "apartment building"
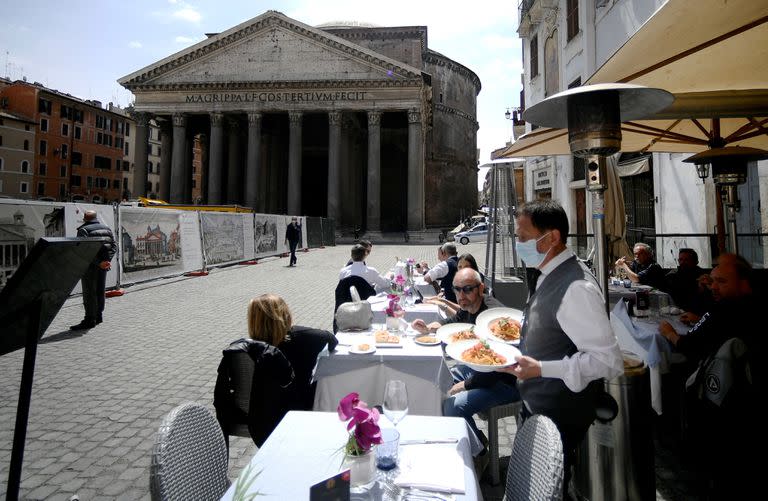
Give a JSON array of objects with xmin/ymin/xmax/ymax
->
[
  {"xmin": 0, "ymin": 80, "xmax": 131, "ymax": 203},
  {"xmin": 0, "ymin": 110, "xmax": 37, "ymax": 199}
]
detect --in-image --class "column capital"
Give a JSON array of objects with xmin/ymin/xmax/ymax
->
[
  {"xmin": 288, "ymin": 111, "xmax": 303, "ymax": 125},
  {"xmin": 367, "ymin": 110, "xmax": 381, "ymax": 126},
  {"xmin": 210, "ymin": 112, "xmax": 224, "ymax": 127},
  {"xmin": 328, "ymin": 111, "xmax": 342, "ymax": 126},
  {"xmin": 407, "ymin": 109, "xmax": 421, "ymax": 124},
  {"xmin": 132, "ymin": 111, "xmax": 151, "ymax": 127},
  {"xmin": 247, "ymin": 112, "xmax": 262, "ymax": 125},
  {"xmin": 172, "ymin": 112, "xmax": 187, "ymax": 128}
]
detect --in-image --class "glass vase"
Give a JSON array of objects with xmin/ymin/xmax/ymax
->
[
  {"xmin": 386, "ymin": 316, "xmax": 400, "ymax": 332},
  {"xmin": 343, "ymin": 449, "xmax": 377, "ymax": 492}
]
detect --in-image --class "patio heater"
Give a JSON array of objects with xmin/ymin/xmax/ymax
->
[
  {"xmin": 522, "ymin": 84, "xmax": 674, "ymax": 311},
  {"xmin": 683, "ymin": 146, "xmax": 768, "ymax": 254}
]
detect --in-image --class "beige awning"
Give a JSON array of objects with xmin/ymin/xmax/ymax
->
[{"xmin": 495, "ymin": 0, "xmax": 768, "ymax": 159}]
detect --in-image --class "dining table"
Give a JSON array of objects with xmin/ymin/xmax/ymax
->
[
  {"xmin": 313, "ymin": 329, "xmax": 454, "ymax": 416},
  {"xmin": 610, "ymin": 298, "xmax": 689, "ymax": 414},
  {"xmin": 368, "ymin": 293, "xmax": 444, "ymax": 324},
  {"xmin": 219, "ymin": 411, "xmax": 484, "ymax": 500}
]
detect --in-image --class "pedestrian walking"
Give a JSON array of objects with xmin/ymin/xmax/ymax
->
[
  {"xmin": 70, "ymin": 210, "xmax": 116, "ymax": 330},
  {"xmin": 285, "ymin": 217, "xmax": 301, "ymax": 267}
]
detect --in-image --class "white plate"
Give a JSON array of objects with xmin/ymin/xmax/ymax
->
[
  {"xmin": 435, "ymin": 323, "xmax": 480, "ymax": 344},
  {"xmin": 349, "ymin": 343, "xmax": 376, "ymax": 354},
  {"xmin": 413, "ymin": 335, "xmax": 441, "ymax": 346},
  {"xmin": 445, "ymin": 339, "xmax": 521, "ymax": 372},
  {"xmin": 475, "ymin": 307, "xmax": 524, "ymax": 345}
]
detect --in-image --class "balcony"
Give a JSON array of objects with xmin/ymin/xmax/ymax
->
[{"xmin": 518, "ymin": 0, "xmax": 559, "ymax": 37}]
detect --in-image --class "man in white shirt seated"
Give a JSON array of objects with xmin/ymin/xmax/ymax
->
[{"xmin": 339, "ymin": 244, "xmax": 391, "ymax": 292}]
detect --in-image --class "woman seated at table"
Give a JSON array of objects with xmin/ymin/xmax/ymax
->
[
  {"xmin": 248, "ymin": 293, "xmax": 338, "ymax": 409},
  {"xmin": 426, "ymin": 253, "xmax": 486, "ymax": 317}
]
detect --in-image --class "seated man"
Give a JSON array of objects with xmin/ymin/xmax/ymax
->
[
  {"xmin": 662, "ymin": 248, "xmax": 711, "ymax": 314},
  {"xmin": 614, "ymin": 242, "xmax": 666, "ymax": 289},
  {"xmin": 420, "ymin": 242, "xmax": 460, "ymax": 303},
  {"xmin": 346, "ymin": 239, "xmax": 372, "ymax": 266},
  {"xmin": 339, "ymin": 244, "xmax": 391, "ymax": 293},
  {"xmin": 411, "ymin": 267, "xmax": 502, "ymax": 334}
]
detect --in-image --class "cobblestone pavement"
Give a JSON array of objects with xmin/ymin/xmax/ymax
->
[{"xmin": 0, "ymin": 243, "xmax": 698, "ymax": 500}]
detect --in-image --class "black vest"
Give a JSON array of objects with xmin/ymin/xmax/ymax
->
[{"xmin": 440, "ymin": 255, "xmax": 459, "ymax": 303}]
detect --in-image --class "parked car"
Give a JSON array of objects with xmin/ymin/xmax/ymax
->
[{"xmin": 453, "ymin": 223, "xmax": 490, "ymax": 245}]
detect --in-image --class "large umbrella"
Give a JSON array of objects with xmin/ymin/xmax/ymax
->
[
  {"xmin": 495, "ymin": 0, "xmax": 768, "ymax": 159},
  {"xmin": 604, "ymin": 154, "xmax": 632, "ymax": 265}
]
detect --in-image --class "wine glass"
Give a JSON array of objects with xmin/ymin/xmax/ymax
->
[{"xmin": 382, "ymin": 380, "xmax": 409, "ymax": 427}]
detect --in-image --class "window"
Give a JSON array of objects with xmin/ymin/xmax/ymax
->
[
  {"xmin": 23, "ymin": 140, "xmax": 29, "ymax": 151},
  {"xmin": 115, "ymin": 159, "xmax": 121, "ymax": 170},
  {"xmin": 0, "ymin": 157, "xmax": 3, "ymax": 170},
  {"xmin": 25, "ymin": 124, "xmax": 30, "ymax": 131},
  {"xmin": 61, "ymin": 144, "xmax": 68, "ymax": 159},
  {"xmin": 60, "ymin": 104, "xmax": 73, "ymax": 120},
  {"xmin": 21, "ymin": 160, "xmax": 29, "ymax": 173},
  {"xmin": 40, "ymin": 140, "xmax": 47, "ymax": 156},
  {"xmin": 97, "ymin": 132, "xmax": 103, "ymax": 144},
  {"xmin": 155, "ymin": 182, "xmax": 160, "ymax": 193},
  {"xmin": 125, "ymin": 123, "xmax": 130, "ymax": 136},
  {"xmin": 74, "ymin": 126, "xmax": 82, "ymax": 139},
  {"xmin": 60, "ymin": 165, "xmax": 67, "ymax": 177},
  {"xmin": 124, "ymin": 142, "xmax": 129, "ymax": 155},
  {"xmin": 40, "ymin": 118, "xmax": 49, "ymax": 132},
  {"xmin": 148, "ymin": 161, "xmax": 153, "ymax": 173},
  {"xmin": 122, "ymin": 161, "xmax": 129, "ymax": 171},
  {"xmin": 74, "ymin": 110, "xmax": 84, "ymax": 123},
  {"xmin": 38, "ymin": 98, "xmax": 52, "ymax": 115},
  {"xmin": 62, "ymin": 123, "xmax": 69, "ymax": 136},
  {"xmin": 86, "ymin": 176, "xmax": 93, "ymax": 188},
  {"xmin": 123, "ymin": 178, "xmax": 128, "ymax": 189},
  {"xmin": 191, "ymin": 179, "xmax": 197, "ymax": 188},
  {"xmin": 566, "ymin": 0, "xmax": 579, "ymax": 41},
  {"xmin": 530, "ymin": 35, "xmax": 539, "ymax": 78},
  {"xmin": 39, "ymin": 163, "xmax": 47, "ymax": 176},
  {"xmin": 0, "ymin": 135, "xmax": 2, "ymax": 146},
  {"xmin": 71, "ymin": 151, "xmax": 82, "ymax": 166},
  {"xmin": 37, "ymin": 182, "xmax": 45, "ymax": 196},
  {"xmin": 59, "ymin": 184, "xmax": 66, "ymax": 198},
  {"xmin": 113, "ymin": 179, "xmax": 121, "ymax": 189},
  {"xmin": 157, "ymin": 146, "xmax": 161, "ymax": 157},
  {"xmin": 72, "ymin": 175, "xmax": 81, "ymax": 187},
  {"xmin": 20, "ymin": 182, "xmax": 28, "ymax": 193},
  {"xmin": 94, "ymin": 155, "xmax": 111, "ymax": 170}
]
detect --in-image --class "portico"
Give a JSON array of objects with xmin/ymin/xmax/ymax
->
[{"xmin": 119, "ymin": 11, "xmax": 427, "ymax": 233}]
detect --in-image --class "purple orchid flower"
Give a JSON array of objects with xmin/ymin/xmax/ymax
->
[{"xmin": 337, "ymin": 392, "xmax": 360, "ymax": 421}]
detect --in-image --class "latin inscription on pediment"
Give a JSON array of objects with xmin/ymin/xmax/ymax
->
[{"xmin": 149, "ymin": 27, "xmax": 400, "ymax": 86}]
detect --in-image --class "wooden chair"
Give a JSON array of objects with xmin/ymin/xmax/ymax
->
[
  {"xmin": 149, "ymin": 402, "xmax": 231, "ymax": 501},
  {"xmin": 504, "ymin": 414, "xmax": 564, "ymax": 501}
]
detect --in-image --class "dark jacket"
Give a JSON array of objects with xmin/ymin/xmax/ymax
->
[
  {"xmin": 278, "ymin": 326, "xmax": 338, "ymax": 409},
  {"xmin": 77, "ymin": 219, "xmax": 116, "ymax": 263},
  {"xmin": 213, "ymin": 338, "xmax": 296, "ymax": 447},
  {"xmin": 285, "ymin": 223, "xmax": 301, "ymax": 243}
]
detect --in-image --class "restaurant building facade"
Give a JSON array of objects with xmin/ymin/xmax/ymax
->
[{"xmin": 119, "ymin": 10, "xmax": 481, "ymax": 236}]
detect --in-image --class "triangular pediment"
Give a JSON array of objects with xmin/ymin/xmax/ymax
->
[{"xmin": 119, "ymin": 11, "xmax": 422, "ymax": 88}]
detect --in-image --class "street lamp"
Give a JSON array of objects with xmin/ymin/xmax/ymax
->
[
  {"xmin": 505, "ymin": 108, "xmax": 512, "ymax": 120},
  {"xmin": 695, "ymin": 163, "xmax": 710, "ymax": 182}
]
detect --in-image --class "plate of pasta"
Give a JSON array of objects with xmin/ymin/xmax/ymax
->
[
  {"xmin": 445, "ymin": 339, "xmax": 521, "ymax": 372},
  {"xmin": 475, "ymin": 308, "xmax": 524, "ymax": 345},
  {"xmin": 436, "ymin": 323, "xmax": 480, "ymax": 344}
]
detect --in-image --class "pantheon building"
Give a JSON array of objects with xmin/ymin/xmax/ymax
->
[{"xmin": 119, "ymin": 11, "xmax": 481, "ymax": 235}]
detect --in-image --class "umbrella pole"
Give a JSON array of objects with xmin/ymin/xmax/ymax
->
[
  {"xmin": 715, "ymin": 186, "xmax": 728, "ymax": 255},
  {"xmin": 723, "ymin": 185, "xmax": 740, "ymax": 254}
]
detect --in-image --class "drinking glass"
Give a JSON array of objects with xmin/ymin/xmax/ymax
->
[{"xmin": 382, "ymin": 380, "xmax": 409, "ymax": 427}]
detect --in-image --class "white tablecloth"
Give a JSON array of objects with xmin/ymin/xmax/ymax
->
[
  {"xmin": 219, "ymin": 411, "xmax": 483, "ymax": 500},
  {"xmin": 313, "ymin": 331, "xmax": 454, "ymax": 416},
  {"xmin": 610, "ymin": 299, "xmax": 688, "ymax": 415},
  {"xmin": 367, "ymin": 293, "xmax": 443, "ymax": 324}
]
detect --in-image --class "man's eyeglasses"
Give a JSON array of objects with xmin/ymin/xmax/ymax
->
[{"xmin": 452, "ymin": 284, "xmax": 480, "ymax": 294}]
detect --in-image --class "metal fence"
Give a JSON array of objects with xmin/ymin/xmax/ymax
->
[{"xmin": 305, "ymin": 217, "xmax": 336, "ymax": 248}]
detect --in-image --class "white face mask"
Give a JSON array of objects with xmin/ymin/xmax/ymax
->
[{"xmin": 515, "ymin": 232, "xmax": 551, "ymax": 268}]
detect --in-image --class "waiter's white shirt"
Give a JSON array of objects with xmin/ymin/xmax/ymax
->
[
  {"xmin": 339, "ymin": 261, "xmax": 391, "ymax": 292},
  {"xmin": 532, "ymin": 249, "xmax": 624, "ymax": 392},
  {"xmin": 425, "ymin": 260, "xmax": 449, "ymax": 282}
]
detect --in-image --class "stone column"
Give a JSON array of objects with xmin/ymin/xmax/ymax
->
[
  {"xmin": 159, "ymin": 120, "xmax": 172, "ymax": 202},
  {"xmin": 226, "ymin": 117, "xmax": 241, "ymax": 204},
  {"xmin": 207, "ymin": 112, "xmax": 224, "ymax": 205},
  {"xmin": 184, "ymin": 133, "xmax": 192, "ymax": 203},
  {"xmin": 245, "ymin": 112, "xmax": 262, "ymax": 209},
  {"xmin": 327, "ymin": 111, "xmax": 342, "ymax": 221},
  {"xmin": 366, "ymin": 111, "xmax": 382, "ymax": 232},
  {"xmin": 132, "ymin": 112, "xmax": 149, "ymax": 198},
  {"xmin": 198, "ymin": 133, "xmax": 208, "ymax": 204},
  {"xmin": 287, "ymin": 111, "xmax": 303, "ymax": 215},
  {"xmin": 407, "ymin": 109, "xmax": 425, "ymax": 231},
  {"xmin": 170, "ymin": 112, "xmax": 187, "ymax": 203}
]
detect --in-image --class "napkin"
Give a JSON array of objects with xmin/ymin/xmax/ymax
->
[{"xmin": 394, "ymin": 444, "xmax": 466, "ymax": 494}]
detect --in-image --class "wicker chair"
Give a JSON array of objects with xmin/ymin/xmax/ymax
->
[
  {"xmin": 479, "ymin": 401, "xmax": 522, "ymax": 485},
  {"xmin": 149, "ymin": 402, "xmax": 231, "ymax": 501},
  {"xmin": 504, "ymin": 414, "xmax": 564, "ymax": 501}
]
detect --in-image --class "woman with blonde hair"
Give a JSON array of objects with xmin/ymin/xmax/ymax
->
[{"xmin": 248, "ymin": 293, "xmax": 338, "ymax": 409}]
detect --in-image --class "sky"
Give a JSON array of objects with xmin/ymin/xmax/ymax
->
[{"xmin": 0, "ymin": 0, "xmax": 523, "ymax": 191}]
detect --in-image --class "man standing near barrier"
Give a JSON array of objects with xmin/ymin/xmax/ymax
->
[
  {"xmin": 285, "ymin": 217, "xmax": 301, "ymax": 267},
  {"xmin": 71, "ymin": 210, "xmax": 116, "ymax": 330}
]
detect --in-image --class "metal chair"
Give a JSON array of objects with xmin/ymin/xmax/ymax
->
[
  {"xmin": 479, "ymin": 401, "xmax": 522, "ymax": 485},
  {"xmin": 150, "ymin": 402, "xmax": 231, "ymax": 501},
  {"xmin": 504, "ymin": 414, "xmax": 564, "ymax": 501}
]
